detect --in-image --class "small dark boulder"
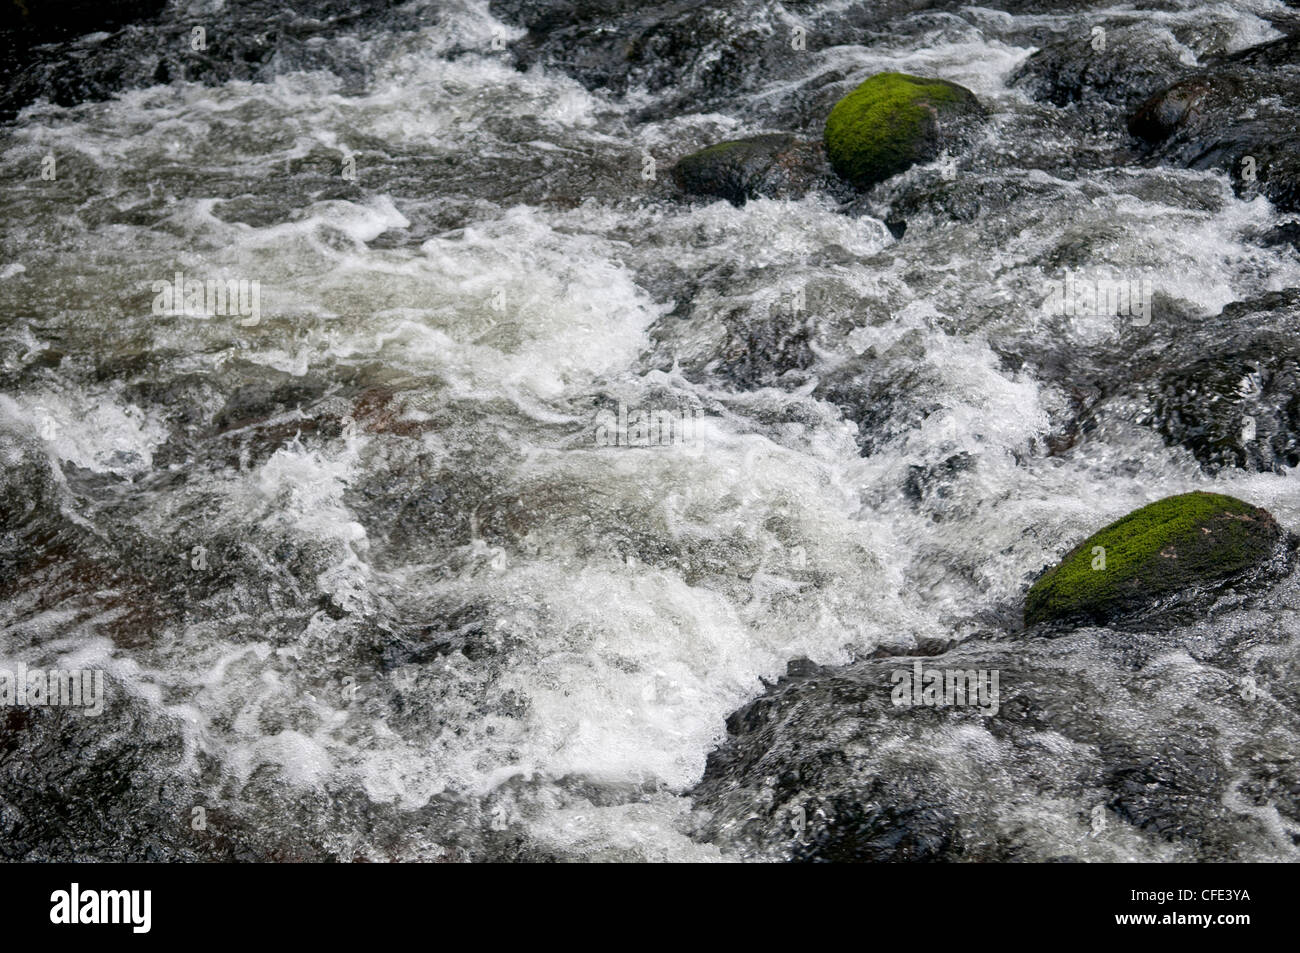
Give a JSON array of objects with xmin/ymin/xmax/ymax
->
[
  {"xmin": 1127, "ymin": 74, "xmax": 1243, "ymax": 147},
  {"xmin": 0, "ymin": 1, "xmax": 415, "ymax": 119},
  {"xmin": 672, "ymin": 133, "xmax": 831, "ymax": 206}
]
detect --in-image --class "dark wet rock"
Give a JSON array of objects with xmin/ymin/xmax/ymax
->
[
  {"xmin": 0, "ymin": 1, "xmax": 164, "ymax": 117},
  {"xmin": 212, "ymin": 371, "xmax": 331, "ymax": 435},
  {"xmin": 491, "ymin": 0, "xmax": 802, "ymax": 119},
  {"xmin": 711, "ymin": 306, "xmax": 817, "ymax": 388},
  {"xmin": 0, "ymin": 685, "xmax": 486, "ymax": 861},
  {"xmin": 1146, "ymin": 334, "xmax": 1300, "ymax": 474},
  {"xmin": 1127, "ymin": 75, "xmax": 1239, "ymax": 146},
  {"xmin": 792, "ymin": 774, "xmax": 963, "ymax": 862},
  {"xmin": 1127, "ymin": 32, "xmax": 1300, "ymax": 212},
  {"xmin": 1023, "ymin": 492, "xmax": 1291, "ymax": 628},
  {"xmin": 0, "ymin": 691, "xmax": 218, "ymax": 862},
  {"xmin": 824, "ymin": 72, "xmax": 984, "ymax": 190},
  {"xmin": 881, "ymin": 171, "xmax": 1074, "ymax": 234},
  {"xmin": 1086, "ymin": 290, "xmax": 1300, "ymax": 473},
  {"xmin": 1011, "ymin": 24, "xmax": 1190, "ymax": 110},
  {"xmin": 0, "ymin": 0, "xmax": 165, "ymax": 44},
  {"xmin": 1102, "ymin": 741, "xmax": 1229, "ymax": 842},
  {"xmin": 672, "ymin": 134, "xmax": 838, "ymax": 206},
  {"xmin": 692, "ymin": 618, "xmax": 1300, "ymax": 861},
  {"xmin": 0, "ymin": 0, "xmax": 420, "ymax": 119},
  {"xmin": 1213, "ymin": 28, "xmax": 1300, "ymax": 71},
  {"xmin": 1261, "ymin": 220, "xmax": 1300, "ymax": 247},
  {"xmin": 997, "ymin": 280, "xmax": 1300, "ymax": 471},
  {"xmin": 647, "ymin": 272, "xmax": 872, "ymax": 393},
  {"xmin": 0, "ymin": 423, "xmax": 60, "ymax": 535}
]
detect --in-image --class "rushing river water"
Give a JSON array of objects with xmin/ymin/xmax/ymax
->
[{"xmin": 2, "ymin": 0, "xmax": 1300, "ymax": 861}]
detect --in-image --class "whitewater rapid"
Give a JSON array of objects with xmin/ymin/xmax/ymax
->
[{"xmin": 2, "ymin": 0, "xmax": 1300, "ymax": 860}]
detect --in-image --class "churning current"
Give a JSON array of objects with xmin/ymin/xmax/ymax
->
[{"xmin": 2, "ymin": 0, "xmax": 1300, "ymax": 862}]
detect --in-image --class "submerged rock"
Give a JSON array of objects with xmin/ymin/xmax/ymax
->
[
  {"xmin": 693, "ymin": 615, "xmax": 1300, "ymax": 861},
  {"xmin": 1071, "ymin": 291, "xmax": 1300, "ymax": 474},
  {"xmin": 1146, "ymin": 334, "xmax": 1300, "ymax": 474},
  {"xmin": 671, "ymin": 134, "xmax": 833, "ymax": 206},
  {"xmin": 823, "ymin": 72, "xmax": 984, "ymax": 190},
  {"xmin": 1148, "ymin": 291, "xmax": 1300, "ymax": 473},
  {"xmin": 1024, "ymin": 492, "xmax": 1289, "ymax": 627},
  {"xmin": 0, "ymin": 424, "xmax": 59, "ymax": 535}
]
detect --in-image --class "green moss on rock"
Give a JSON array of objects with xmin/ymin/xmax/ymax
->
[
  {"xmin": 1024, "ymin": 491, "xmax": 1284, "ymax": 626},
  {"xmin": 823, "ymin": 72, "xmax": 982, "ymax": 189}
]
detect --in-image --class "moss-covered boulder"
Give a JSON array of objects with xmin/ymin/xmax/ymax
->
[
  {"xmin": 823, "ymin": 72, "xmax": 984, "ymax": 190},
  {"xmin": 1024, "ymin": 492, "xmax": 1289, "ymax": 627},
  {"xmin": 672, "ymin": 134, "xmax": 832, "ymax": 206}
]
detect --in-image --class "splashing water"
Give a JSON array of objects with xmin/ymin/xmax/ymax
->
[{"xmin": 2, "ymin": 0, "xmax": 1300, "ymax": 861}]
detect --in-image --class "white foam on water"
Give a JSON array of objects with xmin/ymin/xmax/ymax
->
[{"xmin": 0, "ymin": 391, "xmax": 168, "ymax": 478}]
